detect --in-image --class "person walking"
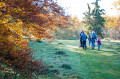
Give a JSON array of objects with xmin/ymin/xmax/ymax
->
[
  {"xmin": 97, "ymin": 38, "xmax": 101, "ymax": 50},
  {"xmin": 81, "ymin": 32, "xmax": 87, "ymax": 50},
  {"xmin": 91, "ymin": 31, "xmax": 96, "ymax": 49},
  {"xmin": 88, "ymin": 34, "xmax": 92, "ymax": 47},
  {"xmin": 79, "ymin": 30, "xmax": 84, "ymax": 47},
  {"xmin": 93, "ymin": 31, "xmax": 97, "ymax": 40},
  {"xmin": 91, "ymin": 31, "xmax": 97, "ymax": 49}
]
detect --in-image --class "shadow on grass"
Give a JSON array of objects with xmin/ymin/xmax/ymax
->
[
  {"xmin": 29, "ymin": 40, "xmax": 120, "ymax": 79},
  {"xmin": 29, "ymin": 40, "xmax": 83, "ymax": 79},
  {"xmin": 75, "ymin": 49, "xmax": 120, "ymax": 79},
  {"xmin": 59, "ymin": 41, "xmax": 120, "ymax": 79}
]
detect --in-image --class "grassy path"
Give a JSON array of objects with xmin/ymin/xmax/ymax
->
[{"xmin": 29, "ymin": 40, "xmax": 120, "ymax": 79}]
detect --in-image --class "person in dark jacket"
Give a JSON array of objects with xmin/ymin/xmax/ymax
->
[
  {"xmin": 79, "ymin": 30, "xmax": 84, "ymax": 47},
  {"xmin": 81, "ymin": 32, "xmax": 87, "ymax": 50}
]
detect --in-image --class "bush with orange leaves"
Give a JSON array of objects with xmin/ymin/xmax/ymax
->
[
  {"xmin": 0, "ymin": 37, "xmax": 48, "ymax": 77},
  {"xmin": 0, "ymin": 0, "xmax": 70, "ymax": 78}
]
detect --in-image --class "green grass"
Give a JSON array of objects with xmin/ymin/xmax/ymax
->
[{"xmin": 28, "ymin": 40, "xmax": 120, "ymax": 79}]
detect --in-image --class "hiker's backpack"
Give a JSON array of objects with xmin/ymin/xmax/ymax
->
[{"xmin": 91, "ymin": 33, "xmax": 95, "ymax": 39}]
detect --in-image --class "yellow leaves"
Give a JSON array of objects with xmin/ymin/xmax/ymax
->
[
  {"xmin": 0, "ymin": 0, "xmax": 57, "ymax": 75},
  {"xmin": 0, "ymin": 0, "xmax": 70, "ymax": 40},
  {"xmin": 113, "ymin": 0, "xmax": 120, "ymax": 10},
  {"xmin": 0, "ymin": 14, "xmax": 12, "ymax": 25},
  {"xmin": 104, "ymin": 15, "xmax": 120, "ymax": 30},
  {"xmin": 0, "ymin": 20, "xmax": 3, "ymax": 24},
  {"xmin": 39, "ymin": 14, "xmax": 48, "ymax": 21},
  {"xmin": 2, "ymin": 18, "xmax": 9, "ymax": 23},
  {"xmin": 0, "ymin": 11, "xmax": 2, "ymax": 16},
  {"xmin": 106, "ymin": 20, "xmax": 117, "ymax": 28},
  {"xmin": 2, "ymin": 20, "xmax": 24, "ymax": 38},
  {"xmin": 0, "ymin": 2, "xmax": 6, "ymax": 7},
  {"xmin": 0, "ymin": 2, "xmax": 7, "ymax": 16}
]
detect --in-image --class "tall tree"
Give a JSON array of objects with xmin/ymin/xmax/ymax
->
[
  {"xmin": 91, "ymin": 0, "xmax": 105, "ymax": 37},
  {"xmin": 82, "ymin": 4, "xmax": 92, "ymax": 35},
  {"xmin": 82, "ymin": 0, "xmax": 105, "ymax": 37}
]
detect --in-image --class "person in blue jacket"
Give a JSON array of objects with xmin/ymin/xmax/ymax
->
[
  {"xmin": 88, "ymin": 34, "xmax": 92, "ymax": 47},
  {"xmin": 81, "ymin": 32, "xmax": 87, "ymax": 50},
  {"xmin": 91, "ymin": 31, "xmax": 97, "ymax": 49}
]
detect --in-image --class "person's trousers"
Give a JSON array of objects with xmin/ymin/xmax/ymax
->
[
  {"xmin": 80, "ymin": 40, "xmax": 83, "ymax": 47},
  {"xmin": 89, "ymin": 41, "xmax": 92, "ymax": 46},
  {"xmin": 83, "ymin": 41, "xmax": 86, "ymax": 50},
  {"xmin": 92, "ymin": 42, "xmax": 95, "ymax": 49},
  {"xmin": 98, "ymin": 44, "xmax": 100, "ymax": 50}
]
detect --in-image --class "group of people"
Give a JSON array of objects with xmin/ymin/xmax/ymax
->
[{"xmin": 79, "ymin": 30, "xmax": 101, "ymax": 50}]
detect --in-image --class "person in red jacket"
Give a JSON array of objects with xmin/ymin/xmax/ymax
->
[{"xmin": 97, "ymin": 38, "xmax": 101, "ymax": 50}]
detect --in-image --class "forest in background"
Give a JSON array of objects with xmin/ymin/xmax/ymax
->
[
  {"xmin": 54, "ymin": 0, "xmax": 120, "ymax": 40},
  {"xmin": 0, "ymin": 0, "xmax": 120, "ymax": 78}
]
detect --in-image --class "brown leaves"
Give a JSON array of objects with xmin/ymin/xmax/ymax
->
[
  {"xmin": 0, "ymin": 0, "xmax": 70, "ymax": 77},
  {"xmin": 1, "ymin": 0, "xmax": 70, "ymax": 40}
]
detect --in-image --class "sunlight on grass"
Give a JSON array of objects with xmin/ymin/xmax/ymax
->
[
  {"xmin": 58, "ymin": 44, "xmax": 86, "ymax": 54},
  {"xmin": 98, "ymin": 48, "xmax": 117, "ymax": 56},
  {"xmin": 29, "ymin": 40, "xmax": 120, "ymax": 79},
  {"xmin": 65, "ymin": 45, "xmax": 78, "ymax": 49},
  {"xmin": 100, "ymin": 53, "xmax": 115, "ymax": 56}
]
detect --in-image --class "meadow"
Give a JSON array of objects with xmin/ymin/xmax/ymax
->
[{"xmin": 28, "ymin": 39, "xmax": 120, "ymax": 79}]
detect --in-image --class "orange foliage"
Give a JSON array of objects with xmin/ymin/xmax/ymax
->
[
  {"xmin": 0, "ymin": 0, "xmax": 69, "ymax": 77},
  {"xmin": 103, "ymin": 16, "xmax": 119, "ymax": 29},
  {"xmin": 104, "ymin": 0, "xmax": 120, "ymax": 30}
]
